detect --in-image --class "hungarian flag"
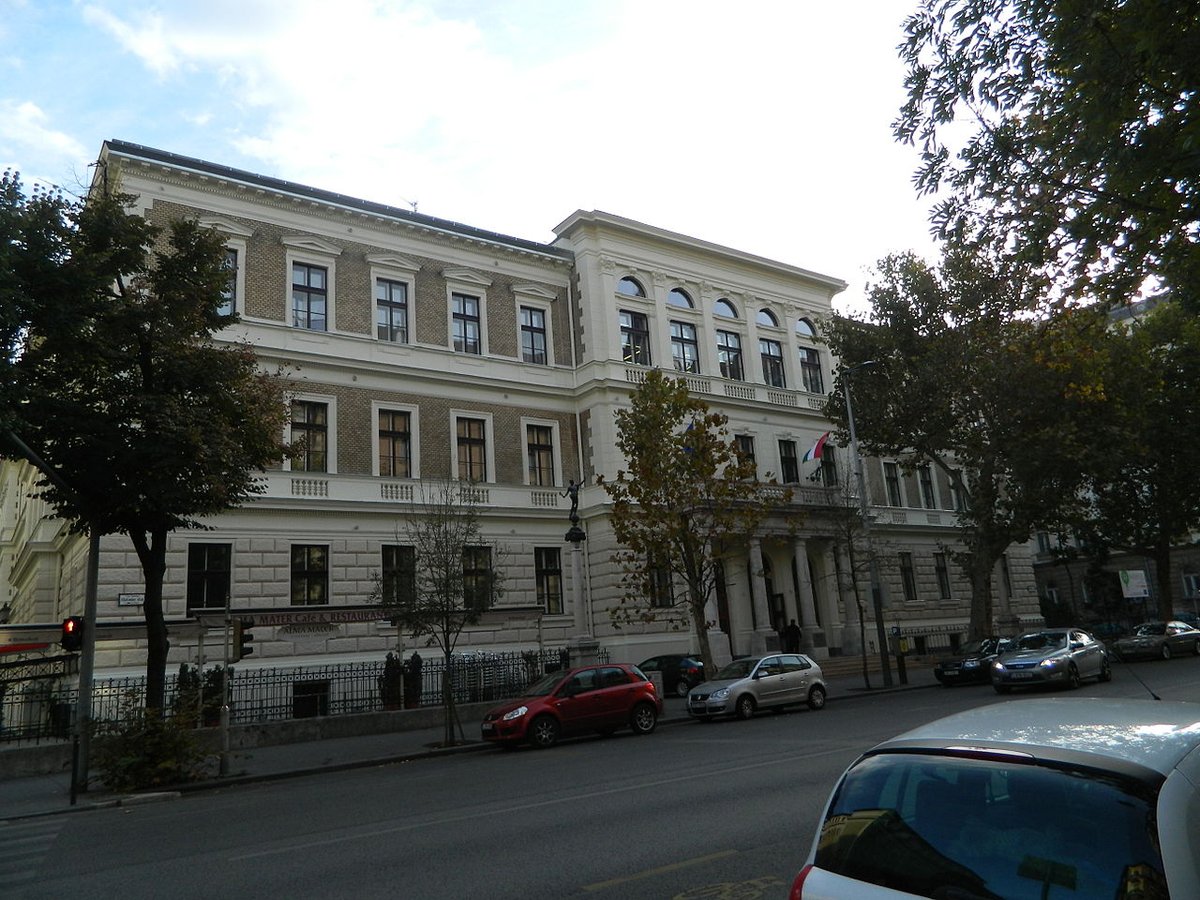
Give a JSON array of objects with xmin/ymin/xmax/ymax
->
[{"xmin": 803, "ymin": 431, "xmax": 830, "ymax": 463}]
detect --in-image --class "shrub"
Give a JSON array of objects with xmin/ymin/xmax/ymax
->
[{"xmin": 91, "ymin": 692, "xmax": 213, "ymax": 791}]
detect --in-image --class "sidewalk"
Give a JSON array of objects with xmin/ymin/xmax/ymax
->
[{"xmin": 0, "ymin": 663, "xmax": 938, "ymax": 821}]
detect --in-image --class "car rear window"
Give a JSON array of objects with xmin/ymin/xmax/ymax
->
[{"xmin": 814, "ymin": 752, "xmax": 1167, "ymax": 899}]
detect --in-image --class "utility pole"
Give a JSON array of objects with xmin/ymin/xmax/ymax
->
[{"xmin": 842, "ymin": 363, "xmax": 894, "ymax": 688}]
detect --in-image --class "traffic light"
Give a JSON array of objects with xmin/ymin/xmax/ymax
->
[
  {"xmin": 60, "ymin": 616, "xmax": 84, "ymax": 652},
  {"xmin": 231, "ymin": 617, "xmax": 254, "ymax": 662}
]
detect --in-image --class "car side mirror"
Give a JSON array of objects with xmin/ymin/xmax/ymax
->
[{"xmin": 1070, "ymin": 641, "xmax": 1083, "ymax": 650}]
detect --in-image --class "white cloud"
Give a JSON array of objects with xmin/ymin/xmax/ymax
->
[{"xmin": 0, "ymin": 100, "xmax": 88, "ymax": 176}]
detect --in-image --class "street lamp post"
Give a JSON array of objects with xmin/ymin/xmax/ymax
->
[{"xmin": 842, "ymin": 362, "xmax": 894, "ymax": 688}]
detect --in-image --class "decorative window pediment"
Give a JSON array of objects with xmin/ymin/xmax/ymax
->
[
  {"xmin": 198, "ymin": 216, "xmax": 254, "ymax": 238},
  {"xmin": 442, "ymin": 267, "xmax": 493, "ymax": 288},
  {"xmin": 281, "ymin": 235, "xmax": 343, "ymax": 256},
  {"xmin": 512, "ymin": 283, "xmax": 558, "ymax": 301},
  {"xmin": 366, "ymin": 252, "xmax": 421, "ymax": 273}
]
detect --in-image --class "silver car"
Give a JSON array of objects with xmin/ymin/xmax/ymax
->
[
  {"xmin": 792, "ymin": 698, "xmax": 1200, "ymax": 899},
  {"xmin": 991, "ymin": 628, "xmax": 1111, "ymax": 693},
  {"xmin": 1113, "ymin": 620, "xmax": 1200, "ymax": 660},
  {"xmin": 687, "ymin": 653, "xmax": 826, "ymax": 720}
]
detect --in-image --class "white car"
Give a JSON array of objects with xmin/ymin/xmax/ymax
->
[
  {"xmin": 687, "ymin": 654, "xmax": 826, "ymax": 720},
  {"xmin": 790, "ymin": 698, "xmax": 1200, "ymax": 899}
]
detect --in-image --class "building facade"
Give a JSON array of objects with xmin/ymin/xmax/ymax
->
[{"xmin": 0, "ymin": 141, "xmax": 1041, "ymax": 673}]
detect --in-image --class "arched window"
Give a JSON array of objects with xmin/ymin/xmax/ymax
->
[
  {"xmin": 713, "ymin": 298, "xmax": 738, "ymax": 318},
  {"xmin": 757, "ymin": 308, "xmax": 779, "ymax": 328},
  {"xmin": 796, "ymin": 317, "xmax": 816, "ymax": 338},
  {"xmin": 667, "ymin": 288, "xmax": 694, "ymax": 309},
  {"xmin": 616, "ymin": 276, "xmax": 646, "ymax": 298}
]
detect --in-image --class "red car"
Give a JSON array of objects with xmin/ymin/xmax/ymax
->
[{"xmin": 480, "ymin": 663, "xmax": 662, "ymax": 749}]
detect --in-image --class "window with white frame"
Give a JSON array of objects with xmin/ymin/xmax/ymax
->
[
  {"xmin": 884, "ymin": 461, "xmax": 903, "ymax": 506},
  {"xmin": 670, "ymin": 320, "xmax": 700, "ymax": 373},
  {"xmin": 520, "ymin": 306, "xmax": 548, "ymax": 364},
  {"xmin": 799, "ymin": 346, "xmax": 824, "ymax": 393},
  {"xmin": 1182, "ymin": 572, "xmax": 1200, "ymax": 598},
  {"xmin": 760, "ymin": 338, "xmax": 785, "ymax": 387},
  {"xmin": 779, "ymin": 440, "xmax": 799, "ymax": 484},
  {"xmin": 620, "ymin": 310, "xmax": 652, "ymax": 365},
  {"xmin": 187, "ymin": 543, "xmax": 231, "ymax": 613},
  {"xmin": 199, "ymin": 218, "xmax": 251, "ymax": 318},
  {"xmin": 535, "ymin": 547, "xmax": 564, "ymax": 615},
  {"xmin": 934, "ymin": 551, "xmax": 952, "ymax": 599},
  {"xmin": 716, "ymin": 330, "xmax": 743, "ymax": 380},
  {"xmin": 918, "ymin": 464, "xmax": 937, "ymax": 508},
  {"xmin": 381, "ymin": 545, "xmax": 416, "ymax": 607},
  {"xmin": 376, "ymin": 278, "xmax": 409, "ymax": 343},
  {"xmin": 452, "ymin": 292, "xmax": 482, "ymax": 354},
  {"xmin": 218, "ymin": 247, "xmax": 239, "ymax": 318},
  {"xmin": 735, "ymin": 434, "xmax": 756, "ymax": 472},
  {"xmin": 291, "ymin": 544, "xmax": 329, "ymax": 606},
  {"xmin": 292, "ymin": 262, "xmax": 328, "ymax": 331},
  {"xmin": 463, "ymin": 546, "xmax": 494, "ymax": 611},
  {"xmin": 291, "ymin": 400, "xmax": 329, "ymax": 472},
  {"xmin": 378, "ymin": 409, "xmax": 412, "ymax": 478},
  {"xmin": 454, "ymin": 414, "xmax": 491, "ymax": 482},
  {"xmin": 526, "ymin": 423, "xmax": 555, "ymax": 486},
  {"xmin": 899, "ymin": 551, "xmax": 917, "ymax": 602}
]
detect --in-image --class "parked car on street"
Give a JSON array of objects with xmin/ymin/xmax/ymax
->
[
  {"xmin": 1112, "ymin": 620, "xmax": 1200, "ymax": 660},
  {"xmin": 991, "ymin": 627, "xmax": 1111, "ymax": 693},
  {"xmin": 687, "ymin": 653, "xmax": 826, "ymax": 720},
  {"xmin": 790, "ymin": 698, "xmax": 1200, "ymax": 899},
  {"xmin": 636, "ymin": 653, "xmax": 706, "ymax": 698},
  {"xmin": 932, "ymin": 636, "xmax": 1012, "ymax": 686},
  {"xmin": 480, "ymin": 663, "xmax": 661, "ymax": 749}
]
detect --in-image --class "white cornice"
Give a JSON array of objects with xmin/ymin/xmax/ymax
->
[{"xmin": 281, "ymin": 235, "xmax": 343, "ymax": 256}]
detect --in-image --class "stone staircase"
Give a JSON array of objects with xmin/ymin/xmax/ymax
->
[{"xmin": 816, "ymin": 652, "xmax": 935, "ymax": 679}]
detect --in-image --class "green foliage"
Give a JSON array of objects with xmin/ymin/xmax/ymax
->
[
  {"xmin": 602, "ymin": 371, "xmax": 787, "ymax": 672},
  {"xmin": 171, "ymin": 663, "xmax": 227, "ymax": 728},
  {"xmin": 897, "ymin": 0, "xmax": 1200, "ymax": 308},
  {"xmin": 379, "ymin": 652, "xmax": 403, "ymax": 708},
  {"xmin": 0, "ymin": 170, "xmax": 290, "ymax": 712},
  {"xmin": 824, "ymin": 246, "xmax": 1111, "ymax": 637},
  {"xmin": 91, "ymin": 692, "xmax": 212, "ymax": 791}
]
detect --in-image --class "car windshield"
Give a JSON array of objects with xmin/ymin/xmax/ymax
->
[
  {"xmin": 1016, "ymin": 632, "xmax": 1067, "ymax": 651},
  {"xmin": 523, "ymin": 673, "xmax": 564, "ymax": 697},
  {"xmin": 714, "ymin": 658, "xmax": 756, "ymax": 680},
  {"xmin": 1133, "ymin": 623, "xmax": 1166, "ymax": 636},
  {"xmin": 959, "ymin": 639, "xmax": 992, "ymax": 656},
  {"xmin": 816, "ymin": 752, "xmax": 1166, "ymax": 899}
]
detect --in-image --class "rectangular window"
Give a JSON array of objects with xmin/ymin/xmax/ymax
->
[
  {"xmin": 716, "ymin": 330, "xmax": 744, "ymax": 380},
  {"xmin": 452, "ymin": 292, "xmax": 481, "ymax": 354},
  {"xmin": 1045, "ymin": 582, "xmax": 1060, "ymax": 604},
  {"xmin": 619, "ymin": 310, "xmax": 652, "ymax": 365},
  {"xmin": 760, "ymin": 338, "xmax": 785, "ymax": 387},
  {"xmin": 779, "ymin": 440, "xmax": 799, "ymax": 484},
  {"xmin": 520, "ymin": 306, "xmax": 548, "ymax": 364},
  {"xmin": 291, "ymin": 544, "xmax": 329, "ymax": 606},
  {"xmin": 799, "ymin": 347, "xmax": 824, "ymax": 393},
  {"xmin": 292, "ymin": 401, "xmax": 328, "ymax": 472},
  {"xmin": 1036, "ymin": 531, "xmax": 1053, "ymax": 555},
  {"xmin": 648, "ymin": 552, "xmax": 674, "ymax": 608},
  {"xmin": 934, "ymin": 552, "xmax": 952, "ymax": 600},
  {"xmin": 186, "ymin": 543, "xmax": 231, "ymax": 613},
  {"xmin": 535, "ymin": 547, "xmax": 563, "ymax": 615},
  {"xmin": 1182, "ymin": 572, "xmax": 1200, "ymax": 598},
  {"xmin": 1000, "ymin": 553, "xmax": 1012, "ymax": 598},
  {"xmin": 526, "ymin": 424, "xmax": 555, "ymax": 486},
  {"xmin": 898, "ymin": 551, "xmax": 917, "ymax": 602},
  {"xmin": 918, "ymin": 464, "xmax": 936, "ymax": 509},
  {"xmin": 821, "ymin": 446, "xmax": 839, "ymax": 488},
  {"xmin": 670, "ymin": 321, "xmax": 700, "ymax": 373},
  {"xmin": 884, "ymin": 461, "xmax": 903, "ymax": 506},
  {"xmin": 463, "ymin": 546, "xmax": 493, "ymax": 612},
  {"xmin": 218, "ymin": 247, "xmax": 238, "ymax": 317},
  {"xmin": 948, "ymin": 468, "xmax": 967, "ymax": 511},
  {"xmin": 381, "ymin": 545, "xmax": 416, "ymax": 608},
  {"xmin": 456, "ymin": 417, "xmax": 487, "ymax": 482},
  {"xmin": 376, "ymin": 278, "xmax": 408, "ymax": 343},
  {"xmin": 292, "ymin": 262, "xmax": 328, "ymax": 331},
  {"xmin": 378, "ymin": 410, "xmax": 411, "ymax": 478},
  {"xmin": 735, "ymin": 435, "xmax": 756, "ymax": 469}
]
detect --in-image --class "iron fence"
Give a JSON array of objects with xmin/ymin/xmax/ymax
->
[{"xmin": 0, "ymin": 646, "xmax": 604, "ymax": 745}]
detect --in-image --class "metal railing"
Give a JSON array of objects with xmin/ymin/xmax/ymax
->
[{"xmin": 0, "ymin": 647, "xmax": 605, "ymax": 745}]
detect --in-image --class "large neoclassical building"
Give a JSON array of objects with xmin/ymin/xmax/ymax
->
[{"xmin": 0, "ymin": 140, "xmax": 1041, "ymax": 672}]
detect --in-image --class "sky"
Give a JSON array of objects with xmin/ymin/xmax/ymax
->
[{"xmin": 0, "ymin": 0, "xmax": 939, "ymax": 315}]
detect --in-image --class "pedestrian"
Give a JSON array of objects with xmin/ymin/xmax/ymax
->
[{"xmin": 784, "ymin": 618, "xmax": 802, "ymax": 653}]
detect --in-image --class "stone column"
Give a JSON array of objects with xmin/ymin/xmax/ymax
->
[
  {"xmin": 819, "ymin": 543, "xmax": 844, "ymax": 650},
  {"xmin": 792, "ymin": 538, "xmax": 823, "ymax": 652},
  {"xmin": 836, "ymin": 543, "xmax": 864, "ymax": 656},
  {"xmin": 748, "ymin": 537, "xmax": 775, "ymax": 655},
  {"xmin": 565, "ymin": 522, "xmax": 598, "ymax": 664}
]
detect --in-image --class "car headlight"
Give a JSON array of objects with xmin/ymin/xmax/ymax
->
[
  {"xmin": 502, "ymin": 705, "xmax": 528, "ymax": 721},
  {"xmin": 1039, "ymin": 658, "xmax": 1061, "ymax": 668},
  {"xmin": 992, "ymin": 661, "xmax": 1006, "ymax": 672},
  {"xmin": 711, "ymin": 688, "xmax": 729, "ymax": 700},
  {"xmin": 963, "ymin": 660, "xmax": 979, "ymax": 669}
]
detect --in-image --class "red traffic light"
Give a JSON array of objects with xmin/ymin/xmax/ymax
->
[{"xmin": 61, "ymin": 616, "xmax": 85, "ymax": 652}]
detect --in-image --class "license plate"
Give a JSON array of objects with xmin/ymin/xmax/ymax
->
[
  {"xmin": 1011, "ymin": 672, "xmax": 1033, "ymax": 680},
  {"xmin": 482, "ymin": 723, "xmax": 494, "ymax": 732}
]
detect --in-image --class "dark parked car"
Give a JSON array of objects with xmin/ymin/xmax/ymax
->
[
  {"xmin": 991, "ymin": 628, "xmax": 1111, "ymax": 693},
  {"xmin": 636, "ymin": 654, "xmax": 706, "ymax": 698},
  {"xmin": 1113, "ymin": 620, "xmax": 1200, "ymax": 660},
  {"xmin": 480, "ymin": 663, "xmax": 662, "ymax": 749},
  {"xmin": 933, "ymin": 636, "xmax": 1012, "ymax": 686}
]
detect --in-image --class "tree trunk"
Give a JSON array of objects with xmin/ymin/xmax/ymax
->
[
  {"xmin": 1152, "ymin": 536, "xmax": 1176, "ymax": 622},
  {"xmin": 129, "ymin": 528, "xmax": 170, "ymax": 714},
  {"xmin": 966, "ymin": 554, "xmax": 995, "ymax": 641}
]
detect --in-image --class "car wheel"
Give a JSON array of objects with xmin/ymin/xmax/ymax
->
[
  {"xmin": 1067, "ymin": 665, "xmax": 1081, "ymax": 689},
  {"xmin": 735, "ymin": 694, "xmax": 756, "ymax": 720},
  {"xmin": 807, "ymin": 685, "xmax": 827, "ymax": 710},
  {"xmin": 675, "ymin": 680, "xmax": 691, "ymax": 699},
  {"xmin": 528, "ymin": 715, "xmax": 560, "ymax": 749},
  {"xmin": 1099, "ymin": 658, "xmax": 1112, "ymax": 682},
  {"xmin": 1161, "ymin": 643, "xmax": 1172, "ymax": 660},
  {"xmin": 630, "ymin": 702, "xmax": 658, "ymax": 735},
  {"xmin": 994, "ymin": 684, "xmax": 1010, "ymax": 694}
]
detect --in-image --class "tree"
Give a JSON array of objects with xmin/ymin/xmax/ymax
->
[
  {"xmin": 372, "ymin": 478, "xmax": 505, "ymax": 746},
  {"xmin": 1, "ymin": 172, "xmax": 289, "ymax": 712},
  {"xmin": 896, "ymin": 1, "xmax": 1200, "ymax": 309},
  {"xmin": 601, "ymin": 370, "xmax": 787, "ymax": 674},
  {"xmin": 1075, "ymin": 302, "xmax": 1200, "ymax": 620},
  {"xmin": 823, "ymin": 247, "xmax": 1110, "ymax": 639}
]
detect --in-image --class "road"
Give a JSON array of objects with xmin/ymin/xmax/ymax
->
[{"xmin": 5, "ymin": 657, "xmax": 1200, "ymax": 900}]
